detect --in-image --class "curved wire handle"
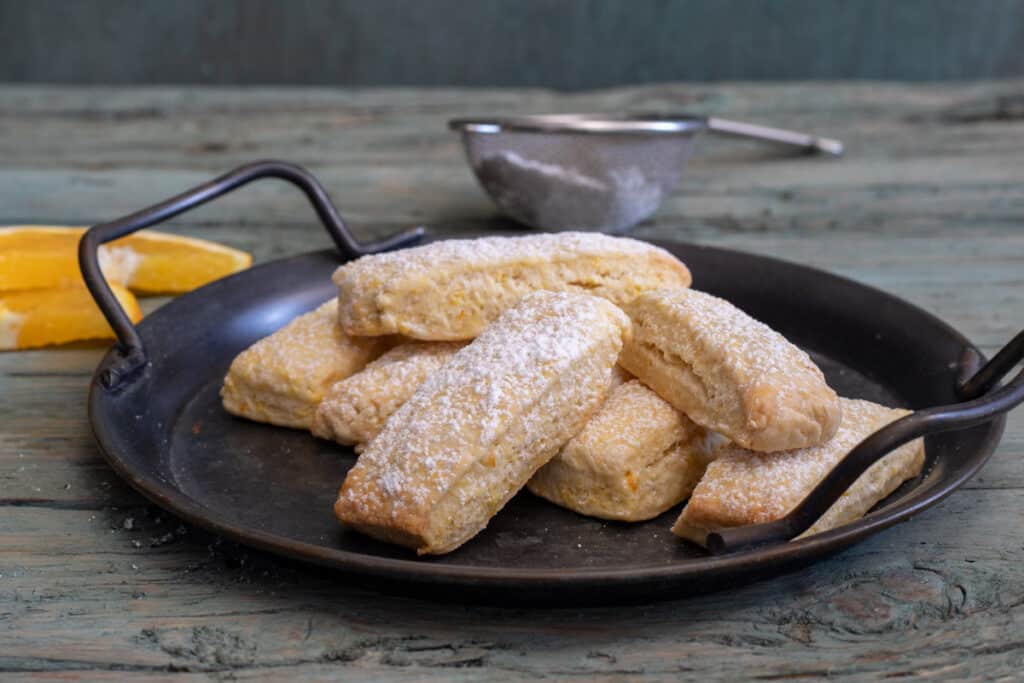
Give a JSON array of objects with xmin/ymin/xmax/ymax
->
[
  {"xmin": 707, "ymin": 329, "xmax": 1024, "ymax": 554},
  {"xmin": 78, "ymin": 160, "xmax": 425, "ymax": 390}
]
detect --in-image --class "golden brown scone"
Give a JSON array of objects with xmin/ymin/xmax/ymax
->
[
  {"xmin": 333, "ymin": 232, "xmax": 690, "ymax": 340},
  {"xmin": 312, "ymin": 340, "xmax": 468, "ymax": 445},
  {"xmin": 317, "ymin": 354, "xmax": 630, "ymax": 450},
  {"xmin": 220, "ymin": 299, "xmax": 389, "ymax": 429},
  {"xmin": 672, "ymin": 398, "xmax": 925, "ymax": 546},
  {"xmin": 620, "ymin": 288, "xmax": 841, "ymax": 452},
  {"xmin": 334, "ymin": 291, "xmax": 631, "ymax": 555},
  {"xmin": 528, "ymin": 380, "xmax": 714, "ymax": 521}
]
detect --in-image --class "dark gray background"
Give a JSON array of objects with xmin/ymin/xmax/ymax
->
[{"xmin": 1, "ymin": 0, "xmax": 1022, "ymax": 88}]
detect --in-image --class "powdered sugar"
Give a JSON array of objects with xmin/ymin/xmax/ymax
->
[
  {"xmin": 624, "ymin": 287, "xmax": 840, "ymax": 451},
  {"xmin": 332, "ymin": 231, "xmax": 689, "ymax": 340},
  {"xmin": 661, "ymin": 288, "xmax": 817, "ymax": 393},
  {"xmin": 313, "ymin": 340, "xmax": 468, "ymax": 444},
  {"xmin": 335, "ymin": 231, "xmax": 664, "ymax": 285},
  {"xmin": 336, "ymin": 291, "xmax": 630, "ymax": 528},
  {"xmin": 685, "ymin": 398, "xmax": 911, "ymax": 526}
]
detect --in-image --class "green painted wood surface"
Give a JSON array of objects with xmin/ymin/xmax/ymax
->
[
  {"xmin": 0, "ymin": 81, "xmax": 1022, "ymax": 680},
  {"xmin": 1, "ymin": 0, "xmax": 1023, "ymax": 87}
]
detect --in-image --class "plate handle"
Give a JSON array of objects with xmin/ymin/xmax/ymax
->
[
  {"xmin": 78, "ymin": 160, "xmax": 425, "ymax": 390},
  {"xmin": 707, "ymin": 329, "xmax": 1024, "ymax": 554}
]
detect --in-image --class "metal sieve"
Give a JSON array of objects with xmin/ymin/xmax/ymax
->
[{"xmin": 449, "ymin": 114, "xmax": 843, "ymax": 232}]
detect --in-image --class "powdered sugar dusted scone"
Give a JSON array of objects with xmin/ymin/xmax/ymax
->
[
  {"xmin": 334, "ymin": 291, "xmax": 631, "ymax": 555},
  {"xmin": 672, "ymin": 398, "xmax": 925, "ymax": 546},
  {"xmin": 528, "ymin": 380, "xmax": 714, "ymax": 522},
  {"xmin": 333, "ymin": 232, "xmax": 690, "ymax": 340},
  {"xmin": 316, "ymin": 356, "xmax": 629, "ymax": 450},
  {"xmin": 221, "ymin": 299, "xmax": 389, "ymax": 429},
  {"xmin": 312, "ymin": 340, "xmax": 468, "ymax": 446},
  {"xmin": 620, "ymin": 288, "xmax": 841, "ymax": 452}
]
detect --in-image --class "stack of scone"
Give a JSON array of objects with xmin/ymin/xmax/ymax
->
[{"xmin": 220, "ymin": 233, "xmax": 924, "ymax": 555}]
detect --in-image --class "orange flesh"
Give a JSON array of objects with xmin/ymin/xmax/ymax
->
[
  {"xmin": 0, "ymin": 285, "xmax": 143, "ymax": 350},
  {"xmin": 0, "ymin": 226, "xmax": 252, "ymax": 294}
]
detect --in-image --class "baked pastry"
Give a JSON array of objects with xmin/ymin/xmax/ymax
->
[
  {"xmin": 671, "ymin": 398, "xmax": 925, "ymax": 546},
  {"xmin": 333, "ymin": 232, "xmax": 690, "ymax": 340},
  {"xmin": 528, "ymin": 379, "xmax": 713, "ymax": 521},
  {"xmin": 334, "ymin": 291, "xmax": 631, "ymax": 555},
  {"xmin": 221, "ymin": 299, "xmax": 388, "ymax": 429},
  {"xmin": 606, "ymin": 364, "xmax": 633, "ymax": 391},
  {"xmin": 312, "ymin": 340, "xmax": 468, "ymax": 445},
  {"xmin": 314, "ymin": 347, "xmax": 631, "ymax": 451},
  {"xmin": 620, "ymin": 288, "xmax": 841, "ymax": 452}
]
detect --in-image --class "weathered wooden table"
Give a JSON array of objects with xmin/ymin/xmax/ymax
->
[{"xmin": 1, "ymin": 81, "xmax": 1022, "ymax": 681}]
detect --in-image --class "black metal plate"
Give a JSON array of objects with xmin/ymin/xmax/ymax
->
[{"xmin": 87, "ymin": 237, "xmax": 1005, "ymax": 604}]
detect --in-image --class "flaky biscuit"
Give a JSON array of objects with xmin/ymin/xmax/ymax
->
[
  {"xmin": 334, "ymin": 291, "xmax": 631, "ymax": 555},
  {"xmin": 332, "ymin": 232, "xmax": 690, "ymax": 340},
  {"xmin": 620, "ymin": 288, "xmax": 841, "ymax": 452},
  {"xmin": 672, "ymin": 398, "xmax": 925, "ymax": 546},
  {"xmin": 336, "ymin": 365, "xmax": 627, "ymax": 456},
  {"xmin": 316, "ymin": 358, "xmax": 628, "ymax": 450},
  {"xmin": 528, "ymin": 380, "xmax": 713, "ymax": 522},
  {"xmin": 220, "ymin": 299, "xmax": 388, "ymax": 429},
  {"xmin": 312, "ymin": 340, "xmax": 468, "ymax": 445},
  {"xmin": 349, "ymin": 365, "xmax": 629, "ymax": 456}
]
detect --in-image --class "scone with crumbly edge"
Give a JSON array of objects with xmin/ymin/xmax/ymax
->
[
  {"xmin": 620, "ymin": 288, "xmax": 841, "ymax": 452},
  {"xmin": 528, "ymin": 379, "xmax": 714, "ymax": 522},
  {"xmin": 221, "ymin": 299, "xmax": 389, "ymax": 429},
  {"xmin": 334, "ymin": 291, "xmax": 631, "ymax": 555},
  {"xmin": 672, "ymin": 398, "xmax": 925, "ymax": 546},
  {"xmin": 312, "ymin": 340, "xmax": 468, "ymax": 445},
  {"xmin": 332, "ymin": 232, "xmax": 690, "ymax": 340}
]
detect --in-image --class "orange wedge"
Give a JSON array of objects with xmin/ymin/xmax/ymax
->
[
  {"xmin": 0, "ymin": 226, "xmax": 252, "ymax": 294},
  {"xmin": 0, "ymin": 227, "xmax": 90, "ymax": 290},
  {"xmin": 0, "ymin": 285, "xmax": 143, "ymax": 350}
]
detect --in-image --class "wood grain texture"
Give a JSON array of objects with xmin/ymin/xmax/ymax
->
[
  {"xmin": 1, "ymin": 0, "xmax": 1023, "ymax": 87},
  {"xmin": 0, "ymin": 81, "xmax": 1022, "ymax": 680}
]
